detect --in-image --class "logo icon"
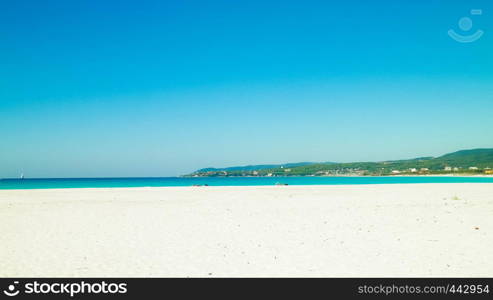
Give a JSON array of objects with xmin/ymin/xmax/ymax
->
[
  {"xmin": 448, "ymin": 9, "xmax": 483, "ymax": 43},
  {"xmin": 3, "ymin": 281, "xmax": 20, "ymax": 297}
]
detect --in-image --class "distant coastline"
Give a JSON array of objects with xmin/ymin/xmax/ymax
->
[
  {"xmin": 186, "ymin": 148, "xmax": 493, "ymax": 177},
  {"xmin": 185, "ymin": 174, "xmax": 493, "ymax": 178}
]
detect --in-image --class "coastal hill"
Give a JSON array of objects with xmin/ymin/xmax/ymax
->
[
  {"xmin": 195, "ymin": 162, "xmax": 325, "ymax": 173},
  {"xmin": 187, "ymin": 148, "xmax": 493, "ymax": 177}
]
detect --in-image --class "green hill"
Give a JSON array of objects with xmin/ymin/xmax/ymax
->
[
  {"xmin": 437, "ymin": 149, "xmax": 493, "ymax": 167},
  {"xmin": 187, "ymin": 148, "xmax": 493, "ymax": 177},
  {"xmin": 196, "ymin": 162, "xmax": 321, "ymax": 173}
]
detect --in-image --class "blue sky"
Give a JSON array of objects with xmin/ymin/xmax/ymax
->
[{"xmin": 1, "ymin": 0, "xmax": 492, "ymax": 177}]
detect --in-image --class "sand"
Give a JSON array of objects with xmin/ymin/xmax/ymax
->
[{"xmin": 1, "ymin": 184, "xmax": 492, "ymax": 277}]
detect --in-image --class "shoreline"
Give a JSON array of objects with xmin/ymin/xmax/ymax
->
[
  {"xmin": 1, "ymin": 174, "xmax": 493, "ymax": 180},
  {"xmin": 187, "ymin": 174, "xmax": 493, "ymax": 178},
  {"xmin": 2, "ymin": 176, "xmax": 493, "ymax": 191},
  {"xmin": 1, "ymin": 181, "xmax": 493, "ymax": 192}
]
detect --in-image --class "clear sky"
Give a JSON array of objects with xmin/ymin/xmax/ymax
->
[{"xmin": 1, "ymin": 0, "xmax": 492, "ymax": 178}]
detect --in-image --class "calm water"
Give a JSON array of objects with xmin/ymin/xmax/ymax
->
[{"xmin": 1, "ymin": 176, "xmax": 493, "ymax": 190}]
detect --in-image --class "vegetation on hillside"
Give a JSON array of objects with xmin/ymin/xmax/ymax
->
[{"xmin": 186, "ymin": 148, "xmax": 493, "ymax": 177}]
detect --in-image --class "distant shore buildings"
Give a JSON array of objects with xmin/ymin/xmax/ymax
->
[{"xmin": 188, "ymin": 148, "xmax": 493, "ymax": 177}]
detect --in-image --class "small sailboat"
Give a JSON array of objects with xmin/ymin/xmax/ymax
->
[{"xmin": 20, "ymin": 172, "xmax": 25, "ymax": 180}]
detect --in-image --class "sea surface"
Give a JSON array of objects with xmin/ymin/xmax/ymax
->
[{"xmin": 1, "ymin": 176, "xmax": 493, "ymax": 190}]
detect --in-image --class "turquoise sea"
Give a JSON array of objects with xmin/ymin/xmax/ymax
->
[{"xmin": 1, "ymin": 176, "xmax": 493, "ymax": 190}]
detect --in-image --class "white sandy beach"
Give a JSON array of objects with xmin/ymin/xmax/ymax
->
[{"xmin": 1, "ymin": 184, "xmax": 492, "ymax": 277}]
